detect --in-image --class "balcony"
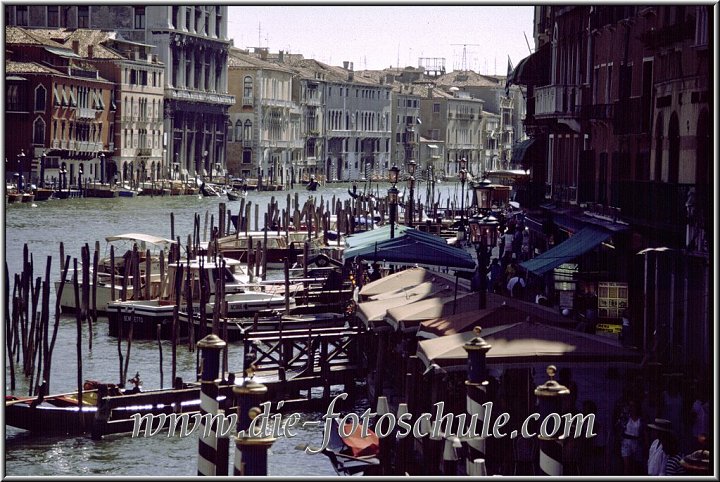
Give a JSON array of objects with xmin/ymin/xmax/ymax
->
[
  {"xmin": 640, "ymin": 20, "xmax": 695, "ymax": 49},
  {"xmin": 77, "ymin": 107, "xmax": 96, "ymax": 120},
  {"xmin": 165, "ymin": 87, "xmax": 235, "ymax": 106},
  {"xmin": 615, "ymin": 180, "xmax": 692, "ymax": 232},
  {"xmin": 613, "ymin": 97, "xmax": 649, "ymax": 135},
  {"xmin": 455, "ymin": 112, "xmax": 474, "ymax": 120},
  {"xmin": 582, "ymin": 103, "xmax": 614, "ymax": 121},
  {"xmin": 242, "ymin": 96, "xmax": 254, "ymax": 106},
  {"xmin": 137, "ymin": 148, "xmax": 152, "ymax": 157},
  {"xmin": 534, "ymin": 84, "xmax": 582, "ymax": 118}
]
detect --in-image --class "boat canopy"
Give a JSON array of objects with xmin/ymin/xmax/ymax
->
[{"xmin": 105, "ymin": 233, "xmax": 177, "ymax": 246}]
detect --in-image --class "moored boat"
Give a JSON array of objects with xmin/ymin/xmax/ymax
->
[
  {"xmin": 107, "ymin": 258, "xmax": 263, "ymax": 339},
  {"xmin": 5, "ymin": 380, "xmax": 237, "ymax": 437}
]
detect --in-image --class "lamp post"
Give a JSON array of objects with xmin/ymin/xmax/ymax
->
[
  {"xmin": 469, "ymin": 215, "xmax": 497, "ymax": 309},
  {"xmin": 407, "ymin": 159, "xmax": 416, "ymax": 227},
  {"xmin": 458, "ymin": 158, "xmax": 468, "ymax": 242},
  {"xmin": 473, "ymin": 177, "xmax": 493, "ymax": 215},
  {"xmin": 388, "ymin": 164, "xmax": 400, "ymax": 239}
]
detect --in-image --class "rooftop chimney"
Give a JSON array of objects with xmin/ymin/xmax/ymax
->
[
  {"xmin": 87, "ymin": 45, "xmax": 93, "ymax": 58},
  {"xmin": 278, "ymin": 50, "xmax": 284, "ymax": 62},
  {"xmin": 72, "ymin": 40, "xmax": 79, "ymax": 54},
  {"xmin": 343, "ymin": 61, "xmax": 349, "ymax": 70}
]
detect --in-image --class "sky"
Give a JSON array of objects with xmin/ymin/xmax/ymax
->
[{"xmin": 227, "ymin": 5, "xmax": 536, "ymax": 74}]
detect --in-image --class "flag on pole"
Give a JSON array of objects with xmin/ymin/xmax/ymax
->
[{"xmin": 505, "ymin": 56, "xmax": 514, "ymax": 98}]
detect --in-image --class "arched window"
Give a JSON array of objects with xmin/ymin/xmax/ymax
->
[
  {"xmin": 243, "ymin": 120, "xmax": 252, "ymax": 142},
  {"xmin": 235, "ymin": 120, "xmax": 242, "ymax": 141},
  {"xmin": 243, "ymin": 76, "xmax": 253, "ymax": 99},
  {"xmin": 34, "ymin": 85, "xmax": 46, "ymax": 111},
  {"xmin": 227, "ymin": 120, "xmax": 233, "ymax": 142},
  {"xmin": 33, "ymin": 117, "xmax": 46, "ymax": 144},
  {"xmin": 653, "ymin": 113, "xmax": 664, "ymax": 181},
  {"xmin": 667, "ymin": 112, "xmax": 680, "ymax": 184}
]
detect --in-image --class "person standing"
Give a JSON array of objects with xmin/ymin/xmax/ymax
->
[
  {"xmin": 647, "ymin": 419, "xmax": 674, "ymax": 475},
  {"xmin": 663, "ymin": 434, "xmax": 687, "ymax": 476},
  {"xmin": 620, "ymin": 400, "xmax": 646, "ymax": 475}
]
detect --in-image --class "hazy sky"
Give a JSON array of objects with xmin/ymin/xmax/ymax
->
[{"xmin": 228, "ymin": 5, "xmax": 536, "ymax": 74}]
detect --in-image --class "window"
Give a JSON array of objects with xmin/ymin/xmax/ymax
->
[
  {"xmin": 235, "ymin": 120, "xmax": 242, "ymax": 140},
  {"xmin": 77, "ymin": 6, "xmax": 89, "ymax": 28},
  {"xmin": 34, "ymin": 85, "xmax": 47, "ymax": 111},
  {"xmin": 433, "ymin": 103, "xmax": 440, "ymax": 113},
  {"xmin": 215, "ymin": 8, "xmax": 222, "ymax": 38},
  {"xmin": 7, "ymin": 85, "xmax": 21, "ymax": 111},
  {"xmin": 33, "ymin": 117, "xmax": 46, "ymax": 144},
  {"xmin": 243, "ymin": 120, "xmax": 252, "ymax": 141},
  {"xmin": 695, "ymin": 6, "xmax": 708, "ymax": 46},
  {"xmin": 16, "ymin": 6, "xmax": 28, "ymax": 26},
  {"xmin": 243, "ymin": 76, "xmax": 253, "ymax": 99},
  {"xmin": 47, "ymin": 6, "xmax": 59, "ymax": 27},
  {"xmin": 134, "ymin": 7, "xmax": 145, "ymax": 29},
  {"xmin": 172, "ymin": 6, "xmax": 179, "ymax": 29},
  {"xmin": 61, "ymin": 6, "xmax": 71, "ymax": 27},
  {"xmin": 185, "ymin": 7, "xmax": 192, "ymax": 30},
  {"xmin": 227, "ymin": 121, "xmax": 233, "ymax": 142}
]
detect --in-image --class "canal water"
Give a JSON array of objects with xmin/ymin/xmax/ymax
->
[{"xmin": 4, "ymin": 181, "xmax": 466, "ymax": 476}]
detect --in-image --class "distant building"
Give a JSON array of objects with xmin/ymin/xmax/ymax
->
[
  {"xmin": 227, "ymin": 48, "xmax": 301, "ymax": 187},
  {"xmin": 6, "ymin": 5, "xmax": 234, "ymax": 181}
]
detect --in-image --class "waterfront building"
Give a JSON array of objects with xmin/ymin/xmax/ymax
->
[
  {"xmin": 69, "ymin": 30, "xmax": 165, "ymax": 185},
  {"xmin": 6, "ymin": 5, "xmax": 234, "ymax": 182},
  {"xmin": 5, "ymin": 27, "xmax": 115, "ymax": 189},
  {"xmin": 391, "ymin": 84, "xmax": 422, "ymax": 175},
  {"xmin": 510, "ymin": 5, "xmax": 711, "ymax": 373},
  {"xmin": 418, "ymin": 84, "xmax": 484, "ymax": 180},
  {"xmin": 227, "ymin": 48, "xmax": 302, "ymax": 187}
]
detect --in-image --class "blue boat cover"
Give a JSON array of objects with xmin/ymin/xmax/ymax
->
[{"xmin": 519, "ymin": 225, "xmax": 612, "ymax": 276}]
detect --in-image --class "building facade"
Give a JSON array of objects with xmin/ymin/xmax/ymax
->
[
  {"xmin": 513, "ymin": 5, "xmax": 712, "ymax": 373},
  {"xmin": 227, "ymin": 48, "xmax": 302, "ymax": 187},
  {"xmin": 6, "ymin": 6, "xmax": 234, "ymax": 182},
  {"xmin": 5, "ymin": 27, "xmax": 115, "ymax": 189}
]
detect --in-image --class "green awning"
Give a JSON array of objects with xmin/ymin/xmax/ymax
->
[
  {"xmin": 519, "ymin": 225, "xmax": 612, "ymax": 276},
  {"xmin": 511, "ymin": 138, "xmax": 537, "ymax": 164}
]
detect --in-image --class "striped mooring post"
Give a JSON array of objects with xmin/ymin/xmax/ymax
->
[
  {"xmin": 535, "ymin": 365, "xmax": 570, "ymax": 476},
  {"xmin": 197, "ymin": 334, "xmax": 227, "ymax": 476},
  {"xmin": 462, "ymin": 326, "xmax": 492, "ymax": 476},
  {"xmin": 233, "ymin": 379, "xmax": 276, "ymax": 476}
]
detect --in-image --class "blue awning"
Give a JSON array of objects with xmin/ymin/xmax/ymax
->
[
  {"xmin": 345, "ymin": 225, "xmax": 448, "ymax": 248},
  {"xmin": 343, "ymin": 232, "xmax": 476, "ymax": 272},
  {"xmin": 519, "ymin": 225, "xmax": 613, "ymax": 276}
]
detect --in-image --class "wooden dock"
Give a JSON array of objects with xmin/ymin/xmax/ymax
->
[{"xmin": 240, "ymin": 324, "xmax": 367, "ymax": 411}]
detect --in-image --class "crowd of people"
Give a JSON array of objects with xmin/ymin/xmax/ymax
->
[{"xmin": 608, "ymin": 375, "xmax": 710, "ymax": 475}]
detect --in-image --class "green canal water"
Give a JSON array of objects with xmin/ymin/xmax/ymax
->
[{"xmin": 3, "ymin": 181, "xmax": 466, "ymax": 476}]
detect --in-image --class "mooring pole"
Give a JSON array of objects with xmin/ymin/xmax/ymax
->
[
  {"xmin": 233, "ymin": 380, "xmax": 276, "ymax": 476},
  {"xmin": 197, "ymin": 334, "xmax": 226, "ymax": 476},
  {"xmin": 463, "ymin": 326, "xmax": 492, "ymax": 476},
  {"xmin": 535, "ymin": 365, "xmax": 570, "ymax": 476}
]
